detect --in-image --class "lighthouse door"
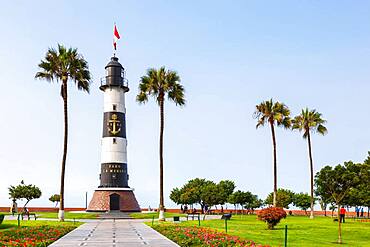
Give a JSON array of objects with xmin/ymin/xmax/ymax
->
[{"xmin": 109, "ymin": 193, "xmax": 120, "ymax": 211}]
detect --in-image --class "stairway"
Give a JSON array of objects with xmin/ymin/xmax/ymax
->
[{"xmin": 99, "ymin": 210, "xmax": 132, "ymax": 219}]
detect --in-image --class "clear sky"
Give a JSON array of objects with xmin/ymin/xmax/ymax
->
[{"xmin": 0, "ymin": 1, "xmax": 369, "ymax": 209}]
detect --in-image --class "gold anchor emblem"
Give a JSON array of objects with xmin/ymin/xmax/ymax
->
[{"xmin": 107, "ymin": 114, "xmax": 121, "ymax": 135}]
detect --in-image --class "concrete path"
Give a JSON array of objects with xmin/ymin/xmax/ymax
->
[{"xmin": 48, "ymin": 220, "xmax": 180, "ymax": 247}]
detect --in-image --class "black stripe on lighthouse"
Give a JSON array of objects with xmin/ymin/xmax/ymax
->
[
  {"xmin": 99, "ymin": 163, "xmax": 129, "ymax": 188},
  {"xmin": 103, "ymin": 112, "xmax": 126, "ymax": 138}
]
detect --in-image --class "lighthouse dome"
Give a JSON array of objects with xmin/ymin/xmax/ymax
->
[
  {"xmin": 100, "ymin": 57, "xmax": 129, "ymax": 92},
  {"xmin": 105, "ymin": 56, "xmax": 123, "ymax": 69}
]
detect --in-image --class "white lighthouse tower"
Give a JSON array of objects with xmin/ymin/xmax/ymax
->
[{"xmin": 88, "ymin": 56, "xmax": 140, "ymax": 212}]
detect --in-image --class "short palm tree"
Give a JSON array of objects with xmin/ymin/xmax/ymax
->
[
  {"xmin": 292, "ymin": 108, "xmax": 327, "ymax": 219},
  {"xmin": 136, "ymin": 67, "xmax": 185, "ymax": 221},
  {"xmin": 35, "ymin": 44, "xmax": 91, "ymax": 221},
  {"xmin": 254, "ymin": 99, "xmax": 291, "ymax": 207}
]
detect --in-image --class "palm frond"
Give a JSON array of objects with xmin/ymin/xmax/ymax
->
[
  {"xmin": 292, "ymin": 108, "xmax": 327, "ymax": 138},
  {"xmin": 137, "ymin": 67, "xmax": 185, "ymax": 107},
  {"xmin": 35, "ymin": 44, "xmax": 92, "ymax": 93}
]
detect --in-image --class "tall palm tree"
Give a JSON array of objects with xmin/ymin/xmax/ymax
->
[
  {"xmin": 292, "ymin": 108, "xmax": 327, "ymax": 219},
  {"xmin": 254, "ymin": 99, "xmax": 291, "ymax": 207},
  {"xmin": 35, "ymin": 44, "xmax": 91, "ymax": 221},
  {"xmin": 136, "ymin": 67, "xmax": 185, "ymax": 221}
]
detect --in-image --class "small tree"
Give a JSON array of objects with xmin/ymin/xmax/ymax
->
[
  {"xmin": 315, "ymin": 162, "xmax": 362, "ymax": 244},
  {"xmin": 8, "ymin": 181, "xmax": 42, "ymax": 210},
  {"xmin": 245, "ymin": 194, "xmax": 263, "ymax": 213},
  {"xmin": 228, "ymin": 190, "xmax": 253, "ymax": 213},
  {"xmin": 217, "ymin": 180, "xmax": 235, "ymax": 206},
  {"xmin": 293, "ymin": 193, "xmax": 312, "ymax": 215},
  {"xmin": 228, "ymin": 192, "xmax": 238, "ymax": 210},
  {"xmin": 202, "ymin": 183, "xmax": 222, "ymax": 209},
  {"xmin": 344, "ymin": 154, "xmax": 370, "ymax": 217},
  {"xmin": 49, "ymin": 194, "xmax": 60, "ymax": 207},
  {"xmin": 265, "ymin": 189, "xmax": 295, "ymax": 208},
  {"xmin": 317, "ymin": 197, "xmax": 331, "ymax": 216},
  {"xmin": 315, "ymin": 174, "xmax": 333, "ymax": 217},
  {"xmin": 257, "ymin": 207, "xmax": 287, "ymax": 229}
]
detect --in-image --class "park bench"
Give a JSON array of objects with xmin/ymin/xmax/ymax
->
[
  {"xmin": 20, "ymin": 212, "xmax": 37, "ymax": 220},
  {"xmin": 187, "ymin": 213, "xmax": 200, "ymax": 221}
]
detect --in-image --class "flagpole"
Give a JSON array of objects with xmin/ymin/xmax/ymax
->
[
  {"xmin": 113, "ymin": 22, "xmax": 116, "ymax": 57},
  {"xmin": 113, "ymin": 22, "xmax": 120, "ymax": 58}
]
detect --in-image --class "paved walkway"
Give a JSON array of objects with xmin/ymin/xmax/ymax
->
[{"xmin": 49, "ymin": 220, "xmax": 180, "ymax": 247}]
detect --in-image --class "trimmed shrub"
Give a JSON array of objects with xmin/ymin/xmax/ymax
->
[{"xmin": 257, "ymin": 207, "xmax": 287, "ymax": 229}]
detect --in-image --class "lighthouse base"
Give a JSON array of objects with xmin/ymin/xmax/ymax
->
[{"xmin": 87, "ymin": 188, "xmax": 141, "ymax": 212}]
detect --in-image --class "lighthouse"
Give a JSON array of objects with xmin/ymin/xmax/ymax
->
[{"xmin": 87, "ymin": 56, "xmax": 140, "ymax": 212}]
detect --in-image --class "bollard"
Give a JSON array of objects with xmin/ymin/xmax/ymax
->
[
  {"xmin": 225, "ymin": 218, "xmax": 228, "ymax": 233},
  {"xmin": 198, "ymin": 214, "xmax": 200, "ymax": 226},
  {"xmin": 284, "ymin": 225, "xmax": 288, "ymax": 247},
  {"xmin": 152, "ymin": 215, "xmax": 155, "ymax": 226}
]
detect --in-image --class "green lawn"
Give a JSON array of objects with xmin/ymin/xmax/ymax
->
[
  {"xmin": 35, "ymin": 212, "xmax": 99, "ymax": 219},
  {"xmin": 169, "ymin": 215, "xmax": 370, "ymax": 247},
  {"xmin": 130, "ymin": 212, "xmax": 186, "ymax": 219},
  {"xmin": 0, "ymin": 219, "xmax": 82, "ymax": 231}
]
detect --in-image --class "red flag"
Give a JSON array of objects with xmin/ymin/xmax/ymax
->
[{"xmin": 113, "ymin": 24, "xmax": 120, "ymax": 50}]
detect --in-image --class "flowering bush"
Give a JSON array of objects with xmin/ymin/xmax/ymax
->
[
  {"xmin": 0, "ymin": 225, "xmax": 75, "ymax": 246},
  {"xmin": 153, "ymin": 225, "xmax": 270, "ymax": 246},
  {"xmin": 257, "ymin": 207, "xmax": 287, "ymax": 229}
]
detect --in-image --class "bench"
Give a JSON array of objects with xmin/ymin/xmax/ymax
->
[
  {"xmin": 20, "ymin": 212, "xmax": 37, "ymax": 220},
  {"xmin": 187, "ymin": 213, "xmax": 200, "ymax": 221}
]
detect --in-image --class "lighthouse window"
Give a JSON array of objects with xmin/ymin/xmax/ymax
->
[
  {"xmin": 113, "ymin": 138, "xmax": 117, "ymax": 144},
  {"xmin": 113, "ymin": 104, "xmax": 117, "ymax": 111}
]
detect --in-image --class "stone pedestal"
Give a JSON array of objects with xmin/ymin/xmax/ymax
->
[{"xmin": 87, "ymin": 188, "xmax": 140, "ymax": 212}]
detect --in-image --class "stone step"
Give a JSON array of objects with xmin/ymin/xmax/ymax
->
[{"xmin": 98, "ymin": 211, "xmax": 132, "ymax": 219}]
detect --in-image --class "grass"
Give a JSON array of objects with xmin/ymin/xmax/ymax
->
[
  {"xmin": 130, "ymin": 212, "xmax": 186, "ymax": 219},
  {"xmin": 35, "ymin": 212, "xmax": 99, "ymax": 219},
  {"xmin": 0, "ymin": 212, "xmax": 11, "ymax": 215},
  {"xmin": 153, "ymin": 215, "xmax": 370, "ymax": 247},
  {"xmin": 0, "ymin": 219, "xmax": 82, "ymax": 231}
]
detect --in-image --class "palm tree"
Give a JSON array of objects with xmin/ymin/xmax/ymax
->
[
  {"xmin": 254, "ymin": 99, "xmax": 291, "ymax": 207},
  {"xmin": 292, "ymin": 108, "xmax": 327, "ymax": 219},
  {"xmin": 136, "ymin": 67, "xmax": 185, "ymax": 221},
  {"xmin": 35, "ymin": 44, "xmax": 91, "ymax": 221}
]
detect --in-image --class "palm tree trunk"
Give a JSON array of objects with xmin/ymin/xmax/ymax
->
[
  {"xmin": 270, "ymin": 121, "xmax": 277, "ymax": 207},
  {"xmin": 59, "ymin": 81, "xmax": 68, "ymax": 222},
  {"xmin": 158, "ymin": 94, "xmax": 165, "ymax": 221},
  {"xmin": 307, "ymin": 131, "xmax": 314, "ymax": 219}
]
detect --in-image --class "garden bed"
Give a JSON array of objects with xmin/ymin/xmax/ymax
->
[
  {"xmin": 152, "ymin": 224, "xmax": 269, "ymax": 247},
  {"xmin": 0, "ymin": 224, "xmax": 77, "ymax": 246}
]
